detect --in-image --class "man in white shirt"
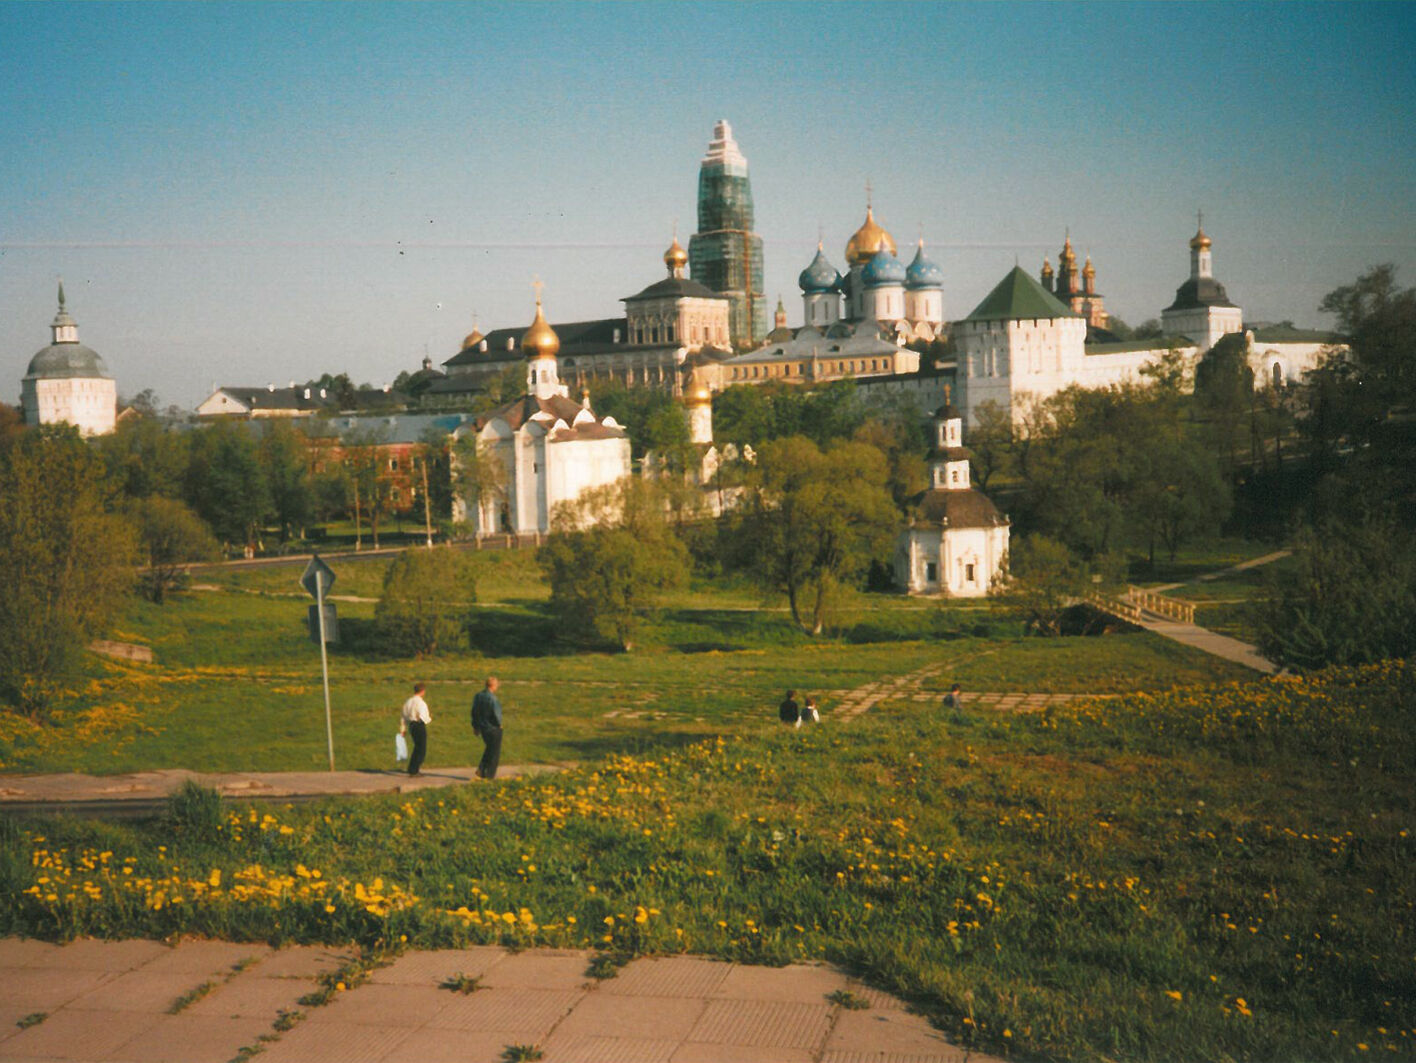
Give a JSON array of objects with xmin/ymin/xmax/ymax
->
[{"xmin": 400, "ymin": 682, "xmax": 431, "ymax": 776}]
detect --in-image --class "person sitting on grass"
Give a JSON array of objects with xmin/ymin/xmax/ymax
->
[
  {"xmin": 801, "ymin": 696, "xmax": 820, "ymax": 724},
  {"xmin": 942, "ymin": 683, "xmax": 962, "ymax": 709},
  {"xmin": 778, "ymin": 689, "xmax": 800, "ymax": 727}
]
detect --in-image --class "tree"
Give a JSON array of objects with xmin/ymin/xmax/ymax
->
[
  {"xmin": 185, "ymin": 420, "xmax": 270, "ymax": 555},
  {"xmin": 1005, "ymin": 535, "xmax": 1125, "ymax": 637},
  {"xmin": 538, "ymin": 479, "xmax": 689, "ymax": 651},
  {"xmin": 258, "ymin": 422, "xmax": 312, "ymax": 542},
  {"xmin": 1254, "ymin": 517, "xmax": 1416, "ymax": 670},
  {"xmin": 734, "ymin": 437, "xmax": 898, "ymax": 635},
  {"xmin": 0, "ymin": 426, "xmax": 136, "ymax": 715},
  {"xmin": 374, "ymin": 547, "xmax": 479, "ymax": 656},
  {"xmin": 128, "ymin": 496, "xmax": 220, "ymax": 603},
  {"xmin": 965, "ymin": 400, "xmax": 1014, "ymax": 490},
  {"xmin": 342, "ymin": 428, "xmax": 393, "ymax": 548},
  {"xmin": 451, "ymin": 431, "xmax": 510, "ymax": 533},
  {"xmin": 94, "ymin": 416, "xmax": 189, "ymax": 500}
]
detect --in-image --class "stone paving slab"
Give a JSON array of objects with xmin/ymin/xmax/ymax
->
[
  {"xmin": 824, "ymin": 1008, "xmax": 964, "ymax": 1056},
  {"xmin": 377, "ymin": 1026, "xmax": 526, "ymax": 1063},
  {"xmin": 0, "ymin": 1006, "xmax": 154, "ymax": 1060},
  {"xmin": 687, "ymin": 999, "xmax": 834, "ymax": 1050},
  {"xmin": 713, "ymin": 962, "xmax": 852, "ymax": 1003},
  {"xmin": 105, "ymin": 1013, "xmax": 272, "ymax": 1063},
  {"xmin": 370, "ymin": 945, "xmax": 506, "ymax": 985},
  {"xmin": 256, "ymin": 1019, "xmax": 415, "ymax": 1063},
  {"xmin": 671, "ymin": 1044, "xmax": 815, "ymax": 1063},
  {"xmin": 67, "ymin": 968, "xmax": 214, "ymax": 1013},
  {"xmin": 304, "ymin": 981, "xmax": 452, "ymax": 1028},
  {"xmin": 553, "ymin": 993, "xmax": 706, "ymax": 1040},
  {"xmin": 19, "ymin": 937, "xmax": 169, "ymax": 971},
  {"xmin": 249, "ymin": 944, "xmax": 353, "ymax": 979},
  {"xmin": 0, "ymin": 966, "xmax": 118, "ymax": 1011},
  {"xmin": 600, "ymin": 956, "xmax": 732, "ymax": 998},
  {"xmin": 184, "ymin": 968, "xmax": 315, "ymax": 1018},
  {"xmin": 425, "ymin": 987, "xmax": 585, "ymax": 1033},
  {"xmin": 478, "ymin": 948, "xmax": 594, "ymax": 990},
  {"xmin": 541, "ymin": 1033, "xmax": 683, "ymax": 1063},
  {"xmin": 137, "ymin": 939, "xmax": 270, "ymax": 976}
]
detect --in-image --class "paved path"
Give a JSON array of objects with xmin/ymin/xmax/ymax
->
[
  {"xmin": 1148, "ymin": 549, "xmax": 1292, "ymax": 593},
  {"xmin": 0, "ymin": 765, "xmax": 559, "ymax": 815},
  {"xmin": 0, "ymin": 937, "xmax": 999, "ymax": 1063}
]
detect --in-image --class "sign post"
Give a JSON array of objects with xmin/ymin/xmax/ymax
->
[{"xmin": 301, "ymin": 554, "xmax": 338, "ymax": 772}]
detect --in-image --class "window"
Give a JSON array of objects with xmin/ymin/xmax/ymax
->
[
  {"xmin": 925, "ymin": 561, "xmax": 938, "ymax": 582},
  {"xmin": 965, "ymin": 563, "xmax": 976, "ymax": 583}
]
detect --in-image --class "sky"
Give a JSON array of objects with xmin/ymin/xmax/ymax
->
[{"xmin": 3, "ymin": 1, "xmax": 1414, "ymax": 408}]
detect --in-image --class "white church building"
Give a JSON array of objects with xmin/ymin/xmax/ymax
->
[
  {"xmin": 895, "ymin": 404, "xmax": 1010, "ymax": 597},
  {"xmin": 451, "ymin": 288, "xmax": 632, "ymax": 536},
  {"xmin": 21, "ymin": 283, "xmax": 117, "ymax": 436}
]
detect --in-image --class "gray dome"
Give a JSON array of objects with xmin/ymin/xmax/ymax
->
[{"xmin": 26, "ymin": 342, "xmax": 111, "ymax": 379}]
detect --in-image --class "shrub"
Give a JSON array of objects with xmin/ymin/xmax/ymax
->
[
  {"xmin": 165, "ymin": 780, "xmax": 225, "ymax": 843},
  {"xmin": 374, "ymin": 548, "xmax": 479, "ymax": 656}
]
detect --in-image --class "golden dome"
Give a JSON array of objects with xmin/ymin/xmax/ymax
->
[
  {"xmin": 1190, "ymin": 225, "xmax": 1212, "ymax": 250},
  {"xmin": 461, "ymin": 328, "xmax": 484, "ymax": 351},
  {"xmin": 664, "ymin": 235, "xmax": 689, "ymax": 273},
  {"xmin": 1060, "ymin": 235, "xmax": 1076, "ymax": 264},
  {"xmin": 1041, "ymin": 255, "xmax": 1054, "ymax": 276},
  {"xmin": 1083, "ymin": 255, "xmax": 1095, "ymax": 277},
  {"xmin": 845, "ymin": 207, "xmax": 896, "ymax": 266},
  {"xmin": 684, "ymin": 367, "xmax": 712, "ymax": 407},
  {"xmin": 521, "ymin": 296, "xmax": 559, "ymax": 360}
]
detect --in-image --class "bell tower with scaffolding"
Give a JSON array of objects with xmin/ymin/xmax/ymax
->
[{"xmin": 687, "ymin": 119, "xmax": 766, "ymax": 349}]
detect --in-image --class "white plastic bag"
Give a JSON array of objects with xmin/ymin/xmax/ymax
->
[{"xmin": 395, "ymin": 732, "xmax": 409, "ymax": 762}]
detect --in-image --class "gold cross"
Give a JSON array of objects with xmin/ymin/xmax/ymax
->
[{"xmin": 532, "ymin": 277, "xmax": 544, "ymax": 305}]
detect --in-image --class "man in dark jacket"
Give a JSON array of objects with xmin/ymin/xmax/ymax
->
[
  {"xmin": 470, "ymin": 676, "xmax": 504, "ymax": 780},
  {"xmin": 778, "ymin": 689, "xmax": 800, "ymax": 726}
]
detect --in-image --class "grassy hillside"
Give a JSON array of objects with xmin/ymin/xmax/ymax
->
[{"xmin": 2, "ymin": 660, "xmax": 1410, "ymax": 1061}]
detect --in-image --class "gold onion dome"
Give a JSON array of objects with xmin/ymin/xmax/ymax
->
[
  {"xmin": 1060, "ymin": 235, "xmax": 1076, "ymax": 263},
  {"xmin": 664, "ymin": 236, "xmax": 688, "ymax": 272},
  {"xmin": 1041, "ymin": 256, "xmax": 1054, "ymax": 276},
  {"xmin": 1083, "ymin": 255, "xmax": 1095, "ymax": 277},
  {"xmin": 1190, "ymin": 225, "xmax": 1212, "ymax": 250},
  {"xmin": 845, "ymin": 207, "xmax": 896, "ymax": 266},
  {"xmin": 521, "ymin": 297, "xmax": 560, "ymax": 360},
  {"xmin": 461, "ymin": 328, "xmax": 484, "ymax": 350},
  {"xmin": 684, "ymin": 368, "xmax": 712, "ymax": 407}
]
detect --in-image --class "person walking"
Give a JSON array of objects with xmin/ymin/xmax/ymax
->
[
  {"xmin": 400, "ymin": 682, "xmax": 431, "ymax": 777},
  {"xmin": 470, "ymin": 676, "xmax": 504, "ymax": 780},
  {"xmin": 778, "ymin": 689, "xmax": 800, "ymax": 727}
]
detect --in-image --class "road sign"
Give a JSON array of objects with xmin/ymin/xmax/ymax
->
[{"xmin": 301, "ymin": 554, "xmax": 336, "ymax": 599}]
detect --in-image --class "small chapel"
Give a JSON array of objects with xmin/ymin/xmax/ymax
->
[
  {"xmin": 451, "ymin": 286, "xmax": 631, "ymax": 536},
  {"xmin": 895, "ymin": 403, "xmax": 1010, "ymax": 596}
]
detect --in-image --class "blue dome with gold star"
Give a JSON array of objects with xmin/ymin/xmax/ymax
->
[
  {"xmin": 906, "ymin": 243, "xmax": 945, "ymax": 290},
  {"xmin": 862, "ymin": 249, "xmax": 906, "ymax": 288},
  {"xmin": 798, "ymin": 246, "xmax": 842, "ymax": 294}
]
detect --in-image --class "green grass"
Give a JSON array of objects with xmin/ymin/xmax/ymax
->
[
  {"xmin": 1, "ymin": 661, "xmax": 1410, "ymax": 1062},
  {"xmin": 0, "ymin": 549, "xmax": 1253, "ymax": 775}
]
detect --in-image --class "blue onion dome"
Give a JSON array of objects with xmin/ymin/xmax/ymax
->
[
  {"xmin": 862, "ymin": 248, "xmax": 906, "ymax": 288},
  {"xmin": 906, "ymin": 241, "xmax": 945, "ymax": 290},
  {"xmin": 798, "ymin": 244, "xmax": 842, "ymax": 293}
]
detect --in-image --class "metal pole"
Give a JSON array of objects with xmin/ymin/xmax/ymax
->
[{"xmin": 315, "ymin": 570, "xmax": 335, "ymax": 771}]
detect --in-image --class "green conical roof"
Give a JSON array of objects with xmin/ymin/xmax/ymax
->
[{"xmin": 964, "ymin": 266, "xmax": 1079, "ymax": 322}]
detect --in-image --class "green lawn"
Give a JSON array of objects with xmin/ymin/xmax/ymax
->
[{"xmin": 0, "ymin": 549, "xmax": 1252, "ymax": 774}]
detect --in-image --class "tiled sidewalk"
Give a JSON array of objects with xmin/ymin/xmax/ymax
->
[{"xmin": 0, "ymin": 938, "xmax": 1000, "ymax": 1063}]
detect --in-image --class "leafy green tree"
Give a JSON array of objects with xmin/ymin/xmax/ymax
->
[
  {"xmin": 1254, "ymin": 518, "xmax": 1416, "ymax": 670},
  {"xmin": 0, "ymin": 426, "xmax": 136, "ymax": 714},
  {"xmin": 539, "ymin": 479, "xmax": 689, "ymax": 651},
  {"xmin": 1131, "ymin": 435, "xmax": 1231, "ymax": 563},
  {"xmin": 1194, "ymin": 335, "xmax": 1257, "ymax": 475},
  {"xmin": 451, "ymin": 432, "xmax": 510, "ymax": 533},
  {"xmin": 374, "ymin": 547, "xmax": 479, "ymax": 656},
  {"xmin": 851, "ymin": 400, "xmax": 928, "ymax": 508},
  {"xmin": 711, "ymin": 384, "xmax": 774, "ymax": 447},
  {"xmin": 184, "ymin": 420, "xmax": 270, "ymax": 556},
  {"xmin": 258, "ymin": 422, "xmax": 312, "ymax": 542},
  {"xmin": 342, "ymin": 428, "xmax": 393, "ymax": 548},
  {"xmin": 734, "ymin": 437, "xmax": 898, "ymax": 635},
  {"xmin": 94, "ymin": 416, "xmax": 188, "ymax": 500},
  {"xmin": 1005, "ymin": 535, "xmax": 1125, "ymax": 637},
  {"xmin": 964, "ymin": 400, "xmax": 1013, "ymax": 490},
  {"xmin": 128, "ymin": 496, "xmax": 220, "ymax": 603}
]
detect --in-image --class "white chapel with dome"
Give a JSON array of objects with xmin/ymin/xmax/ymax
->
[
  {"xmin": 451, "ymin": 285, "xmax": 632, "ymax": 536},
  {"xmin": 21, "ymin": 283, "xmax": 117, "ymax": 436}
]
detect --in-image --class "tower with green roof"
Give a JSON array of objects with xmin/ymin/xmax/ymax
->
[
  {"xmin": 687, "ymin": 120, "xmax": 766, "ymax": 349},
  {"xmin": 954, "ymin": 265, "xmax": 1088, "ymax": 426}
]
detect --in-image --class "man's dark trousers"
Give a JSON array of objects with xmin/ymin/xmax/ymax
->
[
  {"xmin": 407, "ymin": 720, "xmax": 427, "ymax": 776},
  {"xmin": 478, "ymin": 725, "xmax": 502, "ymax": 780}
]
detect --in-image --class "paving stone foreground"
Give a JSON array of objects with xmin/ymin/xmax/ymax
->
[{"xmin": 0, "ymin": 938, "xmax": 1003, "ymax": 1063}]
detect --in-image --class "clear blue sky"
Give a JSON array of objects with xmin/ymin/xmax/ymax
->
[{"xmin": 3, "ymin": 1, "xmax": 1414, "ymax": 407}]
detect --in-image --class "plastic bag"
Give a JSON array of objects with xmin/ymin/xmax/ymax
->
[{"xmin": 395, "ymin": 732, "xmax": 409, "ymax": 762}]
